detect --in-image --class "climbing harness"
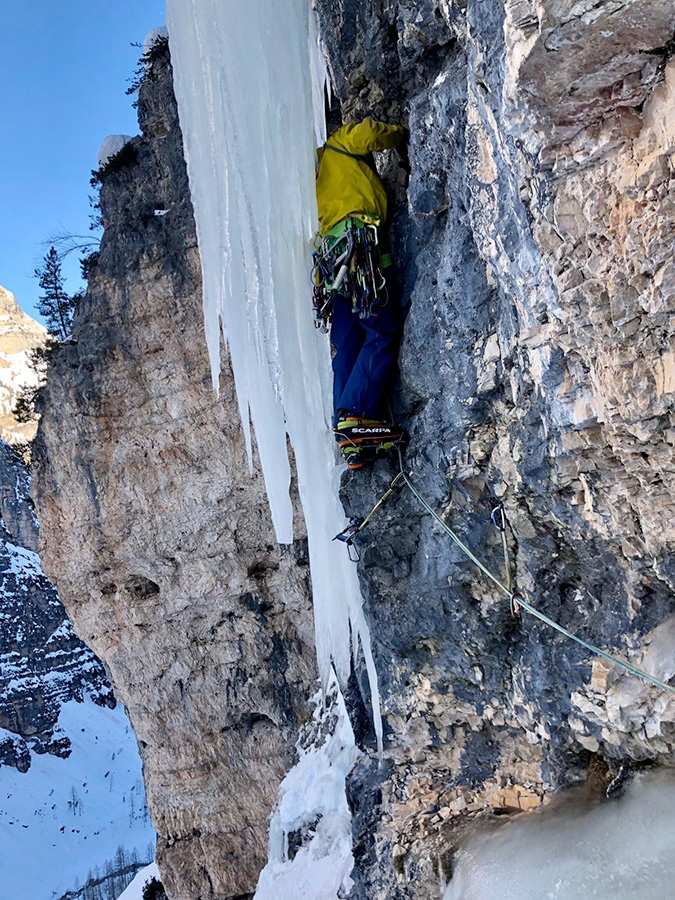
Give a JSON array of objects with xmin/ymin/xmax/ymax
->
[
  {"xmin": 333, "ymin": 447, "xmax": 675, "ymax": 696},
  {"xmin": 323, "ymin": 143, "xmax": 372, "ymax": 165},
  {"xmin": 312, "ymin": 217, "xmax": 387, "ymax": 331}
]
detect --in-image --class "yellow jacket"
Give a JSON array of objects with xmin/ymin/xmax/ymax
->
[{"xmin": 316, "ymin": 119, "xmax": 406, "ymax": 235}]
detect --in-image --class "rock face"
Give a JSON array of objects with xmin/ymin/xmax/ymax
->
[
  {"xmin": 0, "ymin": 286, "xmax": 47, "ymax": 445},
  {"xmin": 314, "ymin": 0, "xmax": 675, "ymax": 895},
  {"xmin": 31, "ymin": 3, "xmax": 675, "ymax": 900},
  {"xmin": 0, "ymin": 441, "xmax": 111, "ymax": 772},
  {"xmin": 33, "ymin": 44, "xmax": 316, "ymax": 900}
]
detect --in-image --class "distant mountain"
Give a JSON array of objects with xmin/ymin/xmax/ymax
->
[
  {"xmin": 0, "ymin": 441, "xmax": 113, "ymax": 771},
  {"xmin": 0, "ymin": 286, "xmax": 47, "ymax": 445},
  {"xmin": 0, "ymin": 291, "xmax": 119, "ymax": 772}
]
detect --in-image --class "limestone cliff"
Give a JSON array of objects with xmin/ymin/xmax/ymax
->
[
  {"xmin": 33, "ymin": 43, "xmax": 316, "ymax": 900},
  {"xmin": 31, "ymin": 3, "xmax": 675, "ymax": 900}
]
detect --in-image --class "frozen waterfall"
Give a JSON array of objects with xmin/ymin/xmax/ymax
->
[
  {"xmin": 165, "ymin": 6, "xmax": 378, "ymax": 891},
  {"xmin": 165, "ymin": 0, "xmax": 382, "ymax": 752}
]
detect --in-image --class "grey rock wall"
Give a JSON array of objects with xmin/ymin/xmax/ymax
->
[
  {"xmin": 316, "ymin": 0, "xmax": 675, "ymax": 896},
  {"xmin": 0, "ymin": 441, "xmax": 38, "ymax": 551},
  {"xmin": 33, "ymin": 44, "xmax": 317, "ymax": 900}
]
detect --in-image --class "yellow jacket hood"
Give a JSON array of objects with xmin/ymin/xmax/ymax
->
[{"xmin": 316, "ymin": 118, "xmax": 406, "ymax": 235}]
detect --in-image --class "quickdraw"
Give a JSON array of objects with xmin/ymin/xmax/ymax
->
[
  {"xmin": 312, "ymin": 218, "xmax": 386, "ymax": 332},
  {"xmin": 491, "ymin": 501, "xmax": 513, "ymax": 597},
  {"xmin": 332, "ymin": 471, "xmax": 405, "ymax": 559},
  {"xmin": 333, "ymin": 516, "xmax": 365, "ymax": 562}
]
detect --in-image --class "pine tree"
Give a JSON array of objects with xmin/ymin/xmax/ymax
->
[{"xmin": 34, "ymin": 246, "xmax": 78, "ymax": 341}]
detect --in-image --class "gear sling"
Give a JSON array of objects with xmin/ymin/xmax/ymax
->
[{"xmin": 312, "ymin": 142, "xmax": 390, "ymax": 331}]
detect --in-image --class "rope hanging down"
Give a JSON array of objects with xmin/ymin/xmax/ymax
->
[{"xmin": 334, "ymin": 449, "xmax": 675, "ymax": 695}]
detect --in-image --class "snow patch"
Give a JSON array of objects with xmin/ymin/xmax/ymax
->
[
  {"xmin": 46, "ymin": 619, "xmax": 76, "ymax": 643},
  {"xmin": 117, "ymin": 862, "xmax": 161, "ymax": 900},
  {"xmin": 98, "ymin": 135, "xmax": 134, "ymax": 168},
  {"xmin": 143, "ymin": 26, "xmax": 169, "ymax": 54},
  {"xmin": 5, "ymin": 540, "xmax": 42, "ymax": 581}
]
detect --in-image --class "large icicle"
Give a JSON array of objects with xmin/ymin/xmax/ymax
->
[{"xmin": 166, "ymin": 0, "xmax": 382, "ymax": 749}]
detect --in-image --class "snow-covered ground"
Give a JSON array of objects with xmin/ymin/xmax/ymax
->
[
  {"xmin": 117, "ymin": 863, "xmax": 161, "ymax": 900},
  {"xmin": 0, "ymin": 696, "xmax": 155, "ymax": 899}
]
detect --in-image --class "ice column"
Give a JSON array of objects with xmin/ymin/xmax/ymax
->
[{"xmin": 166, "ymin": 0, "xmax": 382, "ymax": 749}]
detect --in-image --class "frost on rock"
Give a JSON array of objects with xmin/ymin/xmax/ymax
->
[
  {"xmin": 166, "ymin": 0, "xmax": 383, "ymax": 750},
  {"xmin": 6, "ymin": 541, "xmax": 42, "ymax": 582},
  {"xmin": 98, "ymin": 135, "xmax": 134, "ymax": 168},
  {"xmin": 0, "ymin": 727, "xmax": 30, "ymax": 771}
]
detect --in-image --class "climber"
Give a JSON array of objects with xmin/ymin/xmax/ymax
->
[{"xmin": 313, "ymin": 117, "xmax": 408, "ymax": 471}]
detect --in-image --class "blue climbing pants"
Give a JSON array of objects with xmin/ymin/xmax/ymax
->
[{"xmin": 330, "ymin": 266, "xmax": 402, "ymax": 426}]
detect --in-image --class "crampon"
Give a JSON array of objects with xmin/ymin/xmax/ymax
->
[{"xmin": 335, "ymin": 417, "xmax": 407, "ymax": 469}]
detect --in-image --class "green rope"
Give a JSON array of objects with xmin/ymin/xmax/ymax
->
[
  {"xmin": 511, "ymin": 593, "xmax": 674, "ymax": 688},
  {"xmin": 401, "ymin": 472, "xmax": 510, "ymax": 597},
  {"xmin": 359, "ymin": 472, "xmax": 405, "ymax": 532},
  {"xmin": 391, "ymin": 451, "xmax": 675, "ymax": 695}
]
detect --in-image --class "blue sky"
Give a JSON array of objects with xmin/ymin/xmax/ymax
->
[{"xmin": 1, "ymin": 1, "xmax": 166, "ymax": 320}]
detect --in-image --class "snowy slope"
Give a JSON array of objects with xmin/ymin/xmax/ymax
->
[
  {"xmin": 0, "ymin": 696, "xmax": 155, "ymax": 900},
  {"xmin": 0, "ymin": 506, "xmax": 112, "ymax": 769},
  {"xmin": 117, "ymin": 863, "xmax": 161, "ymax": 900}
]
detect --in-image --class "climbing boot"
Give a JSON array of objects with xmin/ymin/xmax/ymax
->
[
  {"xmin": 340, "ymin": 444, "xmax": 368, "ymax": 470},
  {"xmin": 335, "ymin": 416, "xmax": 406, "ymax": 453}
]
